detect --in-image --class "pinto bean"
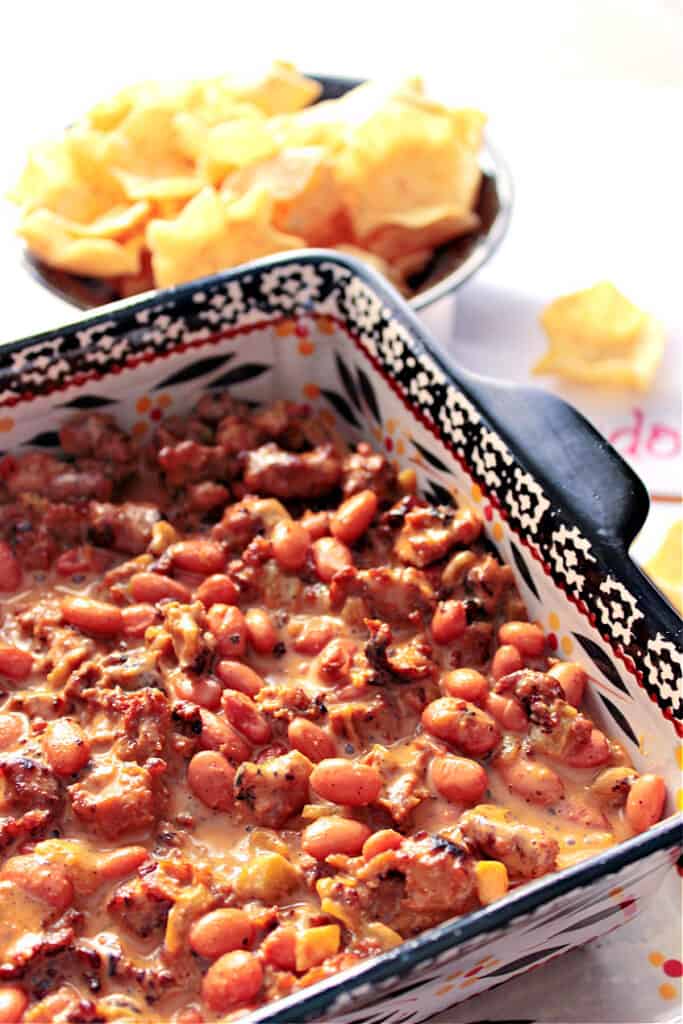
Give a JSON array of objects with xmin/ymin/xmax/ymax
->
[
  {"xmin": 221, "ymin": 690, "xmax": 272, "ymax": 745},
  {"xmin": 207, "ymin": 604, "xmax": 247, "ymax": 658},
  {"xmin": 548, "ymin": 662, "xmax": 587, "ymax": 707},
  {"xmin": 130, "ymin": 572, "xmax": 191, "ymax": 604},
  {"xmin": 498, "ymin": 621, "xmax": 546, "ymax": 657},
  {"xmin": 485, "ymin": 692, "xmax": 528, "ymax": 732},
  {"xmin": 0, "ymin": 855, "xmax": 73, "ymax": 912},
  {"xmin": 302, "ymin": 816, "xmax": 371, "ymax": 860},
  {"xmin": 312, "ymin": 537, "xmax": 352, "ymax": 582},
  {"xmin": 316, "ymin": 637, "xmax": 356, "ymax": 684},
  {"xmin": 42, "ymin": 718, "xmax": 91, "ymax": 777},
  {"xmin": 565, "ymin": 728, "xmax": 610, "ymax": 768},
  {"xmin": 202, "ymin": 949, "xmax": 263, "ymax": 1012},
  {"xmin": 310, "ymin": 758, "xmax": 382, "ymax": 807},
  {"xmin": 431, "ymin": 754, "xmax": 489, "ymax": 804},
  {"xmin": 362, "ymin": 829, "xmax": 403, "ymax": 860},
  {"xmin": 288, "ymin": 717, "xmax": 336, "ymax": 763},
  {"xmin": 199, "ymin": 709, "xmax": 252, "ymax": 764},
  {"xmin": 190, "ymin": 908, "xmax": 253, "ymax": 959},
  {"xmin": 0, "ymin": 986, "xmax": 28, "ymax": 1023},
  {"xmin": 0, "ymin": 642, "xmax": 33, "ymax": 681},
  {"xmin": 497, "ymin": 755, "xmax": 564, "ymax": 806},
  {"xmin": 626, "ymin": 774, "xmax": 666, "ymax": 833},
  {"xmin": 174, "ymin": 674, "xmax": 222, "ymax": 710},
  {"xmin": 422, "ymin": 698, "xmax": 501, "ymax": 757},
  {"xmin": 261, "ymin": 926, "xmax": 297, "ymax": 970},
  {"xmin": 431, "ymin": 600, "xmax": 467, "ymax": 645},
  {"xmin": 330, "ymin": 489, "xmax": 378, "ymax": 545},
  {"xmin": 100, "ymin": 846, "xmax": 149, "ymax": 881},
  {"xmin": 245, "ymin": 608, "xmax": 277, "ymax": 654},
  {"xmin": 216, "ymin": 660, "xmax": 264, "ymax": 697},
  {"xmin": 291, "ymin": 617, "xmax": 337, "ymax": 654},
  {"xmin": 300, "ymin": 510, "xmax": 329, "ymax": 541},
  {"xmin": 195, "ymin": 574, "xmax": 240, "ymax": 608},
  {"xmin": 121, "ymin": 602, "xmax": 158, "ymax": 636},
  {"xmin": 491, "ymin": 644, "xmax": 523, "ymax": 680},
  {"xmin": 0, "ymin": 541, "xmax": 21, "ymax": 592},
  {"xmin": 188, "ymin": 751, "xmax": 235, "ymax": 811},
  {"xmin": 271, "ymin": 520, "xmax": 310, "ymax": 571},
  {"xmin": 61, "ymin": 595, "xmax": 123, "ymax": 636},
  {"xmin": 442, "ymin": 668, "xmax": 489, "ymax": 705},
  {"xmin": 171, "ymin": 539, "xmax": 227, "ymax": 575},
  {"xmin": 0, "ymin": 713, "xmax": 25, "ymax": 751}
]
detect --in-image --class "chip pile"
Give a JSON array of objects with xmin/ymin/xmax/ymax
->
[{"xmin": 10, "ymin": 62, "xmax": 486, "ymax": 293}]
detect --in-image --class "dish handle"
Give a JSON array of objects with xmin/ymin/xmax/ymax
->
[{"xmin": 459, "ymin": 376, "xmax": 650, "ymax": 552}]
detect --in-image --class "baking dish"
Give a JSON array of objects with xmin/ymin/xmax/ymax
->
[{"xmin": 0, "ymin": 251, "xmax": 680, "ymax": 1024}]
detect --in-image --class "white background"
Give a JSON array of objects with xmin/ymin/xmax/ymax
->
[{"xmin": 0, "ymin": 2, "xmax": 681, "ymax": 1021}]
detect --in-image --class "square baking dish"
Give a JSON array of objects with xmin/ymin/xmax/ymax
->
[{"xmin": 1, "ymin": 251, "xmax": 681, "ymax": 1024}]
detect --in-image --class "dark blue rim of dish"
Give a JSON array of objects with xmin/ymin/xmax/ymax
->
[
  {"xmin": 3, "ymin": 250, "xmax": 682, "ymax": 1023},
  {"xmin": 22, "ymin": 72, "xmax": 514, "ymax": 313}
]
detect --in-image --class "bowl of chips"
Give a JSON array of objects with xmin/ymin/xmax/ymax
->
[{"xmin": 12, "ymin": 63, "xmax": 512, "ymax": 312}]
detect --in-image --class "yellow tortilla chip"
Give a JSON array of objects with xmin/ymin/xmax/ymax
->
[
  {"xmin": 146, "ymin": 186, "xmax": 304, "ymax": 288},
  {"xmin": 364, "ymin": 208, "xmax": 479, "ymax": 263},
  {"xmin": 12, "ymin": 64, "xmax": 484, "ymax": 293},
  {"xmin": 645, "ymin": 521, "xmax": 682, "ymax": 613},
  {"xmin": 534, "ymin": 282, "xmax": 666, "ymax": 391},
  {"xmin": 201, "ymin": 118, "xmax": 278, "ymax": 184},
  {"xmin": 11, "ymin": 135, "xmax": 125, "ymax": 223},
  {"xmin": 336, "ymin": 100, "xmax": 481, "ymax": 241},
  {"xmin": 105, "ymin": 103, "xmax": 204, "ymax": 200},
  {"xmin": 19, "ymin": 208, "xmax": 143, "ymax": 276},
  {"xmin": 334, "ymin": 243, "xmax": 395, "ymax": 279},
  {"xmin": 216, "ymin": 61, "xmax": 321, "ymax": 116},
  {"xmin": 225, "ymin": 146, "xmax": 346, "ymax": 246}
]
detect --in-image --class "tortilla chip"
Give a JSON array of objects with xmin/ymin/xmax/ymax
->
[
  {"xmin": 146, "ymin": 186, "xmax": 304, "ymax": 288},
  {"xmin": 336, "ymin": 100, "xmax": 482, "ymax": 240},
  {"xmin": 645, "ymin": 521, "xmax": 683, "ymax": 613},
  {"xmin": 20, "ymin": 208, "xmax": 143, "ymax": 276},
  {"xmin": 225, "ymin": 146, "xmax": 346, "ymax": 245},
  {"xmin": 534, "ymin": 282, "xmax": 666, "ymax": 391},
  {"xmin": 217, "ymin": 61, "xmax": 322, "ymax": 115}
]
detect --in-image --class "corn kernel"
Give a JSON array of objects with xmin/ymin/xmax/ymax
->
[
  {"xmin": 149, "ymin": 521, "xmax": 178, "ymax": 555},
  {"xmin": 234, "ymin": 852, "xmax": 299, "ymax": 902},
  {"xmin": 295, "ymin": 924, "xmax": 340, "ymax": 971},
  {"xmin": 475, "ymin": 860, "xmax": 509, "ymax": 905},
  {"xmin": 366, "ymin": 921, "xmax": 403, "ymax": 949},
  {"xmin": 398, "ymin": 467, "xmax": 417, "ymax": 494}
]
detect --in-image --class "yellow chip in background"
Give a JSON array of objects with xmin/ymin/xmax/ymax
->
[
  {"xmin": 146, "ymin": 186, "xmax": 304, "ymax": 288},
  {"xmin": 19, "ymin": 208, "xmax": 143, "ymax": 276},
  {"xmin": 216, "ymin": 61, "xmax": 322, "ymax": 116},
  {"xmin": 333, "ymin": 243, "xmax": 403, "ymax": 289},
  {"xmin": 104, "ymin": 102, "xmax": 205, "ymax": 200},
  {"xmin": 225, "ymin": 146, "xmax": 345, "ymax": 246},
  {"xmin": 645, "ymin": 520, "xmax": 683, "ymax": 613},
  {"xmin": 11, "ymin": 62, "xmax": 486, "ymax": 293},
  {"xmin": 201, "ymin": 118, "xmax": 278, "ymax": 185},
  {"xmin": 364, "ymin": 207, "xmax": 479, "ymax": 264},
  {"xmin": 336, "ymin": 97, "xmax": 483, "ymax": 242},
  {"xmin": 534, "ymin": 282, "xmax": 667, "ymax": 391}
]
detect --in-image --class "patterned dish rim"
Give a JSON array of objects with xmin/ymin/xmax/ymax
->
[
  {"xmin": 1, "ymin": 249, "xmax": 680, "ymax": 1024},
  {"xmin": 21, "ymin": 72, "xmax": 513, "ymax": 313}
]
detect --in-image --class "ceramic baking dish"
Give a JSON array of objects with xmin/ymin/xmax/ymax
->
[{"xmin": 1, "ymin": 251, "xmax": 680, "ymax": 1024}]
